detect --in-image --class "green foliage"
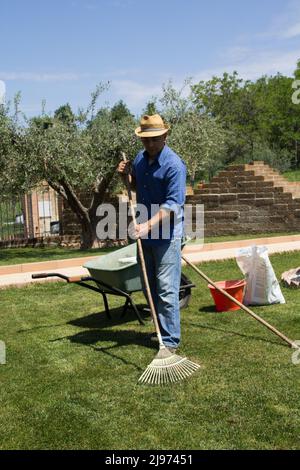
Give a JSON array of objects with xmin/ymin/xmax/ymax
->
[
  {"xmin": 0, "ymin": 86, "xmax": 141, "ymax": 248},
  {"xmin": 159, "ymin": 78, "xmax": 193, "ymax": 124},
  {"xmin": 110, "ymin": 100, "xmax": 133, "ymax": 122},
  {"xmin": 246, "ymin": 140, "xmax": 294, "ymax": 172},
  {"xmin": 54, "ymin": 103, "xmax": 76, "ymax": 128},
  {"xmin": 169, "ymin": 111, "xmax": 229, "ymax": 181},
  {"xmin": 150, "ymin": 80, "xmax": 228, "ymax": 180},
  {"xmin": 251, "ymin": 74, "xmax": 300, "ymax": 155},
  {"xmin": 15, "ymin": 88, "xmax": 140, "ymax": 194},
  {"xmin": 192, "ymin": 72, "xmax": 260, "ymax": 163},
  {"xmin": 191, "ymin": 64, "xmax": 300, "ymax": 168},
  {"xmin": 0, "ymin": 102, "xmax": 25, "ymax": 196},
  {"xmin": 294, "ymin": 60, "xmax": 300, "ymax": 80},
  {"xmin": 142, "ymin": 100, "xmax": 158, "ymax": 116}
]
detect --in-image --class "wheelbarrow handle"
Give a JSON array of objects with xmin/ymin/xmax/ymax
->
[
  {"xmin": 31, "ymin": 272, "xmax": 70, "ymax": 281},
  {"xmin": 32, "ymin": 273, "xmax": 51, "ymax": 279}
]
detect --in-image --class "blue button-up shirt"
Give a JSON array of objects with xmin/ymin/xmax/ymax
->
[{"xmin": 132, "ymin": 145, "xmax": 186, "ymax": 245}]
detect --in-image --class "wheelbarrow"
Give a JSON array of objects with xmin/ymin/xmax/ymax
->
[{"xmin": 32, "ymin": 242, "xmax": 195, "ymax": 325}]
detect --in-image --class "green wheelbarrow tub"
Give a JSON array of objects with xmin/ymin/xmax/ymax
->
[{"xmin": 83, "ymin": 242, "xmax": 142, "ymax": 293}]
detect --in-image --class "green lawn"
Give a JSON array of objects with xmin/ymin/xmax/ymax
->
[
  {"xmin": 283, "ymin": 170, "xmax": 300, "ymax": 181},
  {"xmin": 0, "ymin": 252, "xmax": 300, "ymax": 449},
  {"xmin": 197, "ymin": 231, "xmax": 300, "ymax": 245},
  {"xmin": 0, "ymin": 245, "xmax": 119, "ymax": 266}
]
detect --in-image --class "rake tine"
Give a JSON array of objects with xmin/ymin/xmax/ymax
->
[
  {"xmin": 138, "ymin": 352, "xmax": 201, "ymax": 385},
  {"xmin": 139, "ymin": 368, "xmax": 150, "ymax": 383},
  {"xmin": 176, "ymin": 364, "xmax": 187, "ymax": 381},
  {"xmin": 167, "ymin": 370, "xmax": 172, "ymax": 383},
  {"xmin": 169, "ymin": 366, "xmax": 176, "ymax": 383},
  {"xmin": 149, "ymin": 368, "xmax": 156, "ymax": 384}
]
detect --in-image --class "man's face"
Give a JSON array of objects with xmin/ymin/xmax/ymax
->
[{"xmin": 141, "ymin": 134, "xmax": 167, "ymax": 158}]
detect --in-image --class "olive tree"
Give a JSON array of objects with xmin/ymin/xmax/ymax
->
[
  {"xmin": 0, "ymin": 96, "xmax": 25, "ymax": 197},
  {"xmin": 18, "ymin": 87, "xmax": 140, "ymax": 249}
]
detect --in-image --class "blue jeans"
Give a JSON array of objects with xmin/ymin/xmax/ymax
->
[{"xmin": 138, "ymin": 239, "xmax": 182, "ymax": 349}]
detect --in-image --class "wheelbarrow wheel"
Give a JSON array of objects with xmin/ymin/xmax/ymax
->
[
  {"xmin": 179, "ymin": 272, "xmax": 192, "ymax": 309},
  {"xmin": 179, "ymin": 292, "xmax": 191, "ymax": 309}
]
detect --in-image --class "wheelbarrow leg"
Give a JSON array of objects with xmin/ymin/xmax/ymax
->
[
  {"xmin": 130, "ymin": 299, "xmax": 145, "ymax": 325},
  {"xmin": 121, "ymin": 298, "xmax": 130, "ymax": 318},
  {"xmin": 121, "ymin": 294, "xmax": 145, "ymax": 325},
  {"xmin": 101, "ymin": 292, "xmax": 112, "ymax": 319}
]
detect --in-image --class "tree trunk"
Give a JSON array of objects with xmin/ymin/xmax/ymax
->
[
  {"xmin": 80, "ymin": 215, "xmax": 99, "ymax": 250},
  {"xmin": 49, "ymin": 172, "xmax": 116, "ymax": 250}
]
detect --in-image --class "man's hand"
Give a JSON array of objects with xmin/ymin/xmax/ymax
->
[
  {"xmin": 128, "ymin": 221, "xmax": 150, "ymax": 239},
  {"xmin": 117, "ymin": 159, "xmax": 136, "ymax": 190},
  {"xmin": 117, "ymin": 160, "xmax": 131, "ymax": 175}
]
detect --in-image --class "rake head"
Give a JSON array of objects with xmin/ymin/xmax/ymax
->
[{"xmin": 138, "ymin": 347, "xmax": 200, "ymax": 385}]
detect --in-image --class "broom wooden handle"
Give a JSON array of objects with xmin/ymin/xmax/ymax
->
[
  {"xmin": 121, "ymin": 153, "xmax": 164, "ymax": 347},
  {"xmin": 181, "ymin": 253, "xmax": 298, "ymax": 349}
]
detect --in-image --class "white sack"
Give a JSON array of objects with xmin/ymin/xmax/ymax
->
[{"xmin": 236, "ymin": 245, "xmax": 285, "ymax": 305}]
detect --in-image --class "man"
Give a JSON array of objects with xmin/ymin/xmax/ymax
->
[{"xmin": 118, "ymin": 114, "xmax": 186, "ymax": 352}]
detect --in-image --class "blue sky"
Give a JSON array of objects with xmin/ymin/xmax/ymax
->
[{"xmin": 1, "ymin": 0, "xmax": 299, "ymax": 116}]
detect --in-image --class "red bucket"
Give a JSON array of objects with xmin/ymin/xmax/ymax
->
[{"xmin": 208, "ymin": 279, "xmax": 246, "ymax": 312}]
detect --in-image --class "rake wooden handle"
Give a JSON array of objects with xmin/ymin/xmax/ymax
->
[
  {"xmin": 121, "ymin": 153, "xmax": 164, "ymax": 347},
  {"xmin": 181, "ymin": 253, "xmax": 298, "ymax": 349}
]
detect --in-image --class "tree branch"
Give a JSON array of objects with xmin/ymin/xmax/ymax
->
[
  {"xmin": 88, "ymin": 168, "xmax": 115, "ymax": 217},
  {"xmin": 48, "ymin": 179, "xmax": 68, "ymax": 201},
  {"xmin": 59, "ymin": 177, "xmax": 89, "ymax": 223}
]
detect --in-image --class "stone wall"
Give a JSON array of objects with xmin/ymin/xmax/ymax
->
[{"xmin": 186, "ymin": 161, "xmax": 300, "ymax": 236}]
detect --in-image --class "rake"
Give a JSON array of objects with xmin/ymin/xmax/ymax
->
[
  {"xmin": 121, "ymin": 153, "xmax": 200, "ymax": 385},
  {"xmin": 181, "ymin": 253, "xmax": 299, "ymax": 349}
]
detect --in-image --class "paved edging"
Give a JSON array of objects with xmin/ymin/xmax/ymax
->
[
  {"xmin": 0, "ymin": 255, "xmax": 99, "ymax": 276},
  {"xmin": 182, "ymin": 240, "xmax": 300, "ymax": 264},
  {"xmin": 183, "ymin": 234, "xmax": 300, "ymax": 253},
  {"xmin": 1, "ymin": 236, "xmax": 300, "ymax": 289},
  {"xmin": 1, "ymin": 234, "xmax": 300, "ymax": 276}
]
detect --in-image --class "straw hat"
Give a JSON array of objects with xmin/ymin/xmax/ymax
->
[{"xmin": 135, "ymin": 114, "xmax": 170, "ymax": 138}]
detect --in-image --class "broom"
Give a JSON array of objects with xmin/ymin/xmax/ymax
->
[
  {"xmin": 121, "ymin": 153, "xmax": 200, "ymax": 385},
  {"xmin": 181, "ymin": 253, "xmax": 299, "ymax": 349}
]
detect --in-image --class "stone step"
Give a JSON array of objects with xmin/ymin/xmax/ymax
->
[
  {"xmin": 219, "ymin": 204, "xmax": 256, "ymax": 211},
  {"xmin": 189, "ymin": 193, "xmax": 294, "ymax": 204},
  {"xmin": 211, "ymin": 176, "xmax": 231, "ymax": 183},
  {"xmin": 218, "ymin": 169, "xmax": 255, "ymax": 177},
  {"xmin": 227, "ymin": 164, "xmax": 247, "ymax": 171},
  {"xmin": 202, "ymin": 183, "xmax": 221, "ymax": 189},
  {"xmin": 236, "ymin": 181, "xmax": 274, "ymax": 190},
  {"xmin": 248, "ymin": 161, "xmax": 269, "ymax": 166},
  {"xmin": 274, "ymin": 192, "xmax": 293, "ymax": 199},
  {"xmin": 202, "ymin": 210, "xmax": 240, "ymax": 220},
  {"xmin": 195, "ymin": 187, "xmax": 236, "ymax": 195}
]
